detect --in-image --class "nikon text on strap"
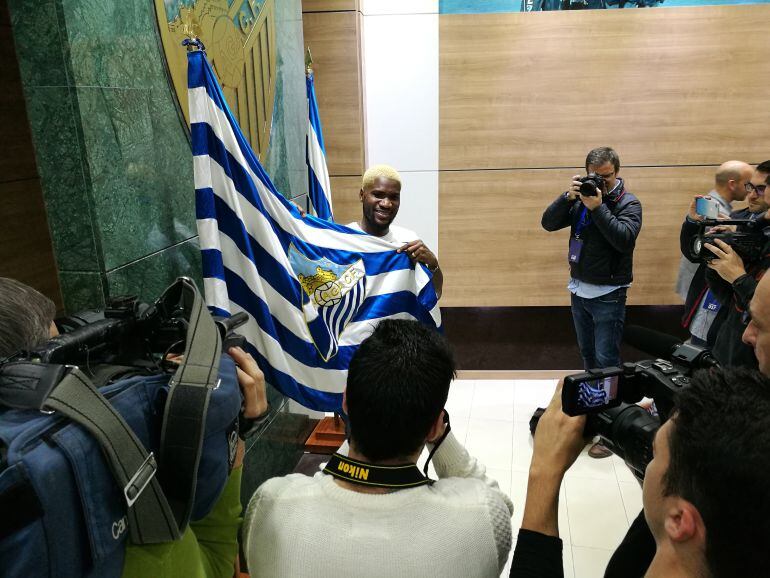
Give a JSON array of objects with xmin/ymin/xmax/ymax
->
[{"xmin": 324, "ymin": 454, "xmax": 431, "ymax": 489}]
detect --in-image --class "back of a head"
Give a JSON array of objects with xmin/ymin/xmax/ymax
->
[
  {"xmin": 666, "ymin": 367, "xmax": 770, "ymax": 577},
  {"xmin": 0, "ymin": 277, "xmax": 56, "ymax": 358},
  {"xmin": 346, "ymin": 319, "xmax": 455, "ymax": 462},
  {"xmin": 714, "ymin": 160, "xmax": 750, "ymax": 187},
  {"xmin": 755, "ymin": 160, "xmax": 770, "ymax": 176}
]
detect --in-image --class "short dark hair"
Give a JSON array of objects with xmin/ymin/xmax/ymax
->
[
  {"xmin": 585, "ymin": 147, "xmax": 620, "ymax": 174},
  {"xmin": 755, "ymin": 160, "xmax": 770, "ymax": 175},
  {"xmin": 345, "ymin": 319, "xmax": 456, "ymax": 461},
  {"xmin": 0, "ymin": 277, "xmax": 56, "ymax": 358},
  {"xmin": 664, "ymin": 367, "xmax": 770, "ymax": 577}
]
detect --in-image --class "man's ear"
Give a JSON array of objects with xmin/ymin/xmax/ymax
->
[
  {"xmin": 359, "ymin": 188, "xmax": 364, "ymax": 201},
  {"xmin": 426, "ymin": 410, "xmax": 446, "ymax": 443},
  {"xmin": 342, "ymin": 389, "xmax": 348, "ymax": 415},
  {"xmin": 664, "ymin": 498, "xmax": 705, "ymax": 545}
]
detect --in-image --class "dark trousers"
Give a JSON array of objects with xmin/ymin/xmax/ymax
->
[{"xmin": 570, "ymin": 287, "xmax": 627, "ymax": 370}]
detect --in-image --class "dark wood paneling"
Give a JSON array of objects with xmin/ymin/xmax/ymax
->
[
  {"xmin": 443, "ymin": 306, "xmax": 687, "ymax": 370},
  {"xmin": 0, "ymin": 18, "xmax": 37, "ymax": 183},
  {"xmin": 0, "ymin": 179, "xmax": 62, "ymax": 308},
  {"xmin": 1, "ymin": 1, "xmax": 62, "ymax": 309}
]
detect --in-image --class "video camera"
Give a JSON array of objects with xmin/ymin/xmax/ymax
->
[
  {"xmin": 686, "ymin": 218, "xmax": 766, "ymax": 264},
  {"xmin": 21, "ymin": 278, "xmax": 247, "ymax": 376},
  {"xmin": 561, "ymin": 326, "xmax": 718, "ymax": 480}
]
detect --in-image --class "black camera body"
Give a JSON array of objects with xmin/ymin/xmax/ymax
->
[
  {"xmin": 578, "ymin": 173, "xmax": 606, "ymax": 197},
  {"xmin": 562, "ymin": 342, "xmax": 718, "ymax": 480},
  {"xmin": 25, "ymin": 280, "xmax": 247, "ymax": 374},
  {"xmin": 687, "ymin": 218, "xmax": 767, "ymax": 264}
]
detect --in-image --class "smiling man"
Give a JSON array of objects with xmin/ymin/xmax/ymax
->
[{"xmin": 347, "ymin": 165, "xmax": 443, "ymax": 297}]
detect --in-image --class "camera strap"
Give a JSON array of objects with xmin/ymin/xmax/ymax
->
[
  {"xmin": 324, "ymin": 454, "xmax": 431, "ymax": 489},
  {"xmin": 323, "ymin": 411, "xmax": 452, "ymax": 490}
]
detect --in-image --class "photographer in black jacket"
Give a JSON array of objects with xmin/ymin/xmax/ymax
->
[
  {"xmin": 680, "ymin": 168, "xmax": 770, "ymax": 368},
  {"xmin": 542, "ymin": 147, "xmax": 643, "ymax": 373}
]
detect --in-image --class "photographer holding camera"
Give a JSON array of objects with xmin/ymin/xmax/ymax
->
[
  {"xmin": 0, "ymin": 277, "xmax": 267, "ymax": 578},
  {"xmin": 542, "ymin": 147, "xmax": 642, "ymax": 457},
  {"xmin": 542, "ymin": 147, "xmax": 643, "ymax": 373},
  {"xmin": 677, "ymin": 161, "xmax": 756, "ymax": 352},
  {"xmin": 243, "ymin": 320, "xmax": 513, "ymax": 578},
  {"xmin": 681, "ymin": 165, "xmax": 770, "ymax": 368},
  {"xmin": 510, "ymin": 367, "xmax": 770, "ymax": 578}
]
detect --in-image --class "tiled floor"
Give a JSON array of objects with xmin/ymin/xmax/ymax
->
[{"xmin": 418, "ymin": 378, "xmax": 643, "ymax": 578}]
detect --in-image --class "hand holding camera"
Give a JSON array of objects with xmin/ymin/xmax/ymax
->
[{"xmin": 704, "ymin": 238, "xmax": 747, "ymax": 283}]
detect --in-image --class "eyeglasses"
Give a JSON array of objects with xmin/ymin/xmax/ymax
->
[{"xmin": 746, "ymin": 182, "xmax": 768, "ymax": 195}]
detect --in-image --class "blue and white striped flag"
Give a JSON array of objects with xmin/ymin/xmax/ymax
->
[
  {"xmin": 306, "ymin": 71, "xmax": 333, "ymax": 221},
  {"xmin": 188, "ymin": 48, "xmax": 441, "ymax": 412}
]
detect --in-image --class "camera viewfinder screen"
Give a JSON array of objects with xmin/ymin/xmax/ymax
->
[{"xmin": 576, "ymin": 376, "xmax": 619, "ymax": 410}]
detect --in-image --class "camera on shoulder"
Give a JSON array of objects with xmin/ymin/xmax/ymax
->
[
  {"xmin": 560, "ymin": 329, "xmax": 718, "ymax": 480},
  {"xmin": 687, "ymin": 218, "xmax": 766, "ymax": 264}
]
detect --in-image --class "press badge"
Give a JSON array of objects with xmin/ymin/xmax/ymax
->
[
  {"xmin": 569, "ymin": 238, "xmax": 584, "ymax": 263},
  {"xmin": 701, "ymin": 290, "xmax": 720, "ymax": 312}
]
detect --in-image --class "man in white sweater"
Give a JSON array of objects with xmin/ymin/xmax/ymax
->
[{"xmin": 243, "ymin": 320, "xmax": 513, "ymax": 577}]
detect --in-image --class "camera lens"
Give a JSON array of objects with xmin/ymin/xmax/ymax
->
[{"xmin": 692, "ymin": 237, "xmax": 703, "ymax": 256}]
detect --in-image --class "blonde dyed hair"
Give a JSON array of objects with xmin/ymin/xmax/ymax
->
[{"xmin": 361, "ymin": 165, "xmax": 401, "ymax": 191}]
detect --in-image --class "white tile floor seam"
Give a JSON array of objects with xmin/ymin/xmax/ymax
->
[{"xmin": 441, "ymin": 378, "xmax": 642, "ymax": 578}]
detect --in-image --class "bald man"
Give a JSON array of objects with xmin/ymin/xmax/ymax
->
[
  {"xmin": 693, "ymin": 162, "xmax": 770, "ymax": 367},
  {"xmin": 347, "ymin": 165, "xmax": 443, "ymax": 297},
  {"xmin": 678, "ymin": 160, "xmax": 754, "ymax": 347}
]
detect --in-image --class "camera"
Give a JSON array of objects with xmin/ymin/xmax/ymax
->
[
  {"xmin": 578, "ymin": 173, "xmax": 606, "ymax": 197},
  {"xmin": 687, "ymin": 218, "xmax": 767, "ymax": 263},
  {"xmin": 561, "ymin": 340, "xmax": 718, "ymax": 480},
  {"xmin": 22, "ymin": 278, "xmax": 247, "ymax": 374}
]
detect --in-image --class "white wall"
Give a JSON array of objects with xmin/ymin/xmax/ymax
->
[{"xmin": 361, "ymin": 0, "xmax": 440, "ymax": 254}]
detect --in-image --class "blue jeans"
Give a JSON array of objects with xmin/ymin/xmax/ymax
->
[{"xmin": 570, "ymin": 287, "xmax": 627, "ymax": 370}]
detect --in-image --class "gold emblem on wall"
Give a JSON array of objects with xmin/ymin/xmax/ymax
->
[{"xmin": 154, "ymin": 0, "xmax": 277, "ymax": 159}]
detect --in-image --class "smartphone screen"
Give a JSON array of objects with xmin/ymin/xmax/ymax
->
[
  {"xmin": 695, "ymin": 197, "xmax": 718, "ymax": 219},
  {"xmin": 575, "ymin": 375, "xmax": 619, "ymax": 411}
]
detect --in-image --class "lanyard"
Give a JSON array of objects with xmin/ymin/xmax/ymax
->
[
  {"xmin": 575, "ymin": 206, "xmax": 590, "ymax": 238},
  {"xmin": 574, "ymin": 184, "xmax": 627, "ymax": 238}
]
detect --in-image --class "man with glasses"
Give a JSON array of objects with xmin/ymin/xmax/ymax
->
[
  {"xmin": 696, "ymin": 164, "xmax": 770, "ymax": 367},
  {"xmin": 542, "ymin": 147, "xmax": 642, "ymax": 457},
  {"xmin": 678, "ymin": 161, "xmax": 755, "ymax": 349}
]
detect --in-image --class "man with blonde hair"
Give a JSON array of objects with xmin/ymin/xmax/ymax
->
[{"xmin": 348, "ymin": 164, "xmax": 443, "ymax": 296}]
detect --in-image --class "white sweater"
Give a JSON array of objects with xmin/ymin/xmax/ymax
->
[{"xmin": 243, "ymin": 432, "xmax": 514, "ymax": 578}]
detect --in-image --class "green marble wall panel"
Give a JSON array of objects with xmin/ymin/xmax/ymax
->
[
  {"xmin": 76, "ymin": 85, "xmax": 195, "ymax": 271},
  {"xmin": 8, "ymin": 0, "xmax": 69, "ymax": 87},
  {"xmin": 22, "ymin": 86, "xmax": 100, "ymax": 272},
  {"xmin": 58, "ymin": 0, "xmax": 168, "ymax": 90},
  {"xmin": 106, "ymin": 237, "xmax": 201, "ymax": 304},
  {"xmin": 264, "ymin": 0, "xmax": 307, "ymax": 200},
  {"xmin": 58, "ymin": 271, "xmax": 105, "ymax": 312},
  {"xmin": 240, "ymin": 399, "xmax": 315, "ymax": 509}
]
